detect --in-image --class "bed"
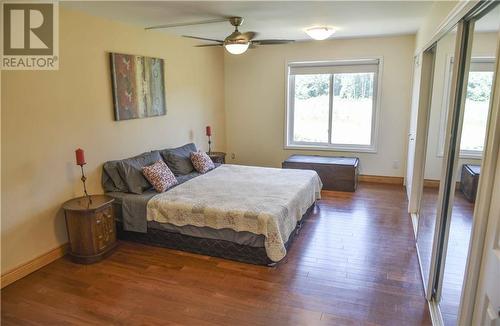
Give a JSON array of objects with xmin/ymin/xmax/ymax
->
[{"xmin": 103, "ymin": 148, "xmax": 322, "ymax": 266}]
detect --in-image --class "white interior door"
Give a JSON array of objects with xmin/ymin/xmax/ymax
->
[
  {"xmin": 407, "ymin": 49, "xmax": 436, "ymax": 217},
  {"xmin": 406, "ymin": 54, "xmax": 422, "ymax": 202}
]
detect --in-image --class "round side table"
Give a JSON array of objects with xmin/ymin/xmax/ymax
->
[{"xmin": 62, "ymin": 195, "xmax": 117, "ymax": 264}]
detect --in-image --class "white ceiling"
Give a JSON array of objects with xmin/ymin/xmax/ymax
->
[{"xmin": 62, "ymin": 1, "xmax": 434, "ymax": 42}]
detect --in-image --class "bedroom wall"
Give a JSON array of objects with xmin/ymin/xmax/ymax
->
[
  {"xmin": 223, "ymin": 35, "xmax": 415, "ymax": 177},
  {"xmin": 414, "ymin": 1, "xmax": 459, "ymax": 53},
  {"xmin": 1, "ymin": 8, "xmax": 225, "ymax": 274}
]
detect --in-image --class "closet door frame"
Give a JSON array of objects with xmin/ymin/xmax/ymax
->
[
  {"xmin": 459, "ymin": 3, "xmax": 500, "ymax": 324},
  {"xmin": 409, "ymin": 1, "xmax": 500, "ymax": 324},
  {"xmin": 431, "ymin": 19, "xmax": 473, "ymax": 302},
  {"xmin": 432, "ymin": 3, "xmax": 500, "ymax": 323},
  {"xmin": 413, "ymin": 46, "xmax": 437, "ymax": 297},
  {"xmin": 414, "ymin": 2, "xmax": 500, "ymax": 324}
]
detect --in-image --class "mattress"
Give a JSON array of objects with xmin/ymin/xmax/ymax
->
[
  {"xmin": 147, "ymin": 164, "xmax": 322, "ymax": 261},
  {"xmin": 108, "ymin": 176, "xmax": 266, "ymax": 248}
]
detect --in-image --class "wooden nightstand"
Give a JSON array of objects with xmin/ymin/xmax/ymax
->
[
  {"xmin": 62, "ymin": 195, "xmax": 117, "ymax": 264},
  {"xmin": 207, "ymin": 151, "xmax": 226, "ymax": 164}
]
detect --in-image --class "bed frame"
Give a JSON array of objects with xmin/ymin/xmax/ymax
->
[{"xmin": 116, "ymin": 204, "xmax": 314, "ymax": 266}]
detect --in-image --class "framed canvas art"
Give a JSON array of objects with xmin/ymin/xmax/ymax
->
[{"xmin": 110, "ymin": 53, "xmax": 166, "ymax": 121}]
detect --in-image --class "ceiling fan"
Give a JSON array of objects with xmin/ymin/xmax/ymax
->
[{"xmin": 146, "ymin": 17, "xmax": 295, "ymax": 55}]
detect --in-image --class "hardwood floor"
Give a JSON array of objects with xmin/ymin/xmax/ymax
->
[
  {"xmin": 418, "ymin": 186, "xmax": 475, "ymax": 326},
  {"xmin": 417, "ymin": 186, "xmax": 441, "ymax": 297},
  {"xmin": 1, "ymin": 183, "xmax": 431, "ymax": 325},
  {"xmin": 438, "ymin": 190, "xmax": 474, "ymax": 326}
]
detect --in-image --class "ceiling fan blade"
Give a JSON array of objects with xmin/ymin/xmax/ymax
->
[
  {"xmin": 242, "ymin": 31, "xmax": 258, "ymax": 41},
  {"xmin": 145, "ymin": 18, "xmax": 228, "ymax": 30},
  {"xmin": 182, "ymin": 35, "xmax": 224, "ymax": 43},
  {"xmin": 195, "ymin": 44, "xmax": 223, "ymax": 47},
  {"xmin": 252, "ymin": 39, "xmax": 295, "ymax": 45}
]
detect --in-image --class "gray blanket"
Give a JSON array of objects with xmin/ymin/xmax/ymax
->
[{"xmin": 107, "ymin": 171, "xmax": 202, "ymax": 232}]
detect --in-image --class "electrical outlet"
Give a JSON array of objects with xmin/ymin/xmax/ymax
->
[
  {"xmin": 231, "ymin": 153, "xmax": 236, "ymax": 160},
  {"xmin": 392, "ymin": 160, "xmax": 400, "ymax": 170}
]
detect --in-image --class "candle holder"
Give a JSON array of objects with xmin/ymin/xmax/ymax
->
[
  {"xmin": 79, "ymin": 164, "xmax": 92, "ymax": 204},
  {"xmin": 206, "ymin": 126, "xmax": 212, "ymax": 155}
]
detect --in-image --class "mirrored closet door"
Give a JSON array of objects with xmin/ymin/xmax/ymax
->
[
  {"xmin": 414, "ymin": 2, "xmax": 500, "ymax": 325},
  {"xmin": 439, "ymin": 5, "xmax": 499, "ymax": 325},
  {"xmin": 416, "ymin": 25, "xmax": 458, "ymax": 297}
]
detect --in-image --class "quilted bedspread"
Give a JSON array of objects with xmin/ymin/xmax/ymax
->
[{"xmin": 147, "ymin": 164, "xmax": 322, "ymax": 262}]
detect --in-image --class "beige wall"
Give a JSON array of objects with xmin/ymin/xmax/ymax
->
[
  {"xmin": 224, "ymin": 35, "xmax": 415, "ymax": 177},
  {"xmin": 415, "ymin": 1, "xmax": 459, "ymax": 52},
  {"xmin": 1, "ymin": 8, "xmax": 225, "ymax": 274}
]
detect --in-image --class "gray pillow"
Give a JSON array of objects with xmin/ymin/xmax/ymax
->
[
  {"xmin": 102, "ymin": 160, "xmax": 128, "ymax": 192},
  {"xmin": 117, "ymin": 151, "xmax": 162, "ymax": 194},
  {"xmin": 161, "ymin": 143, "xmax": 197, "ymax": 176}
]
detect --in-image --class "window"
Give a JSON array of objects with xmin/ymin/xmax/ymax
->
[
  {"xmin": 439, "ymin": 58, "xmax": 494, "ymax": 157},
  {"xmin": 286, "ymin": 59, "xmax": 380, "ymax": 152}
]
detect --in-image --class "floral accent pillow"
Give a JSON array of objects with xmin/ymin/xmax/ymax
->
[
  {"xmin": 190, "ymin": 151, "xmax": 215, "ymax": 174},
  {"xmin": 142, "ymin": 160, "xmax": 178, "ymax": 193}
]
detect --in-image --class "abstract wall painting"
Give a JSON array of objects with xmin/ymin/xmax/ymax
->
[{"xmin": 110, "ymin": 53, "xmax": 166, "ymax": 121}]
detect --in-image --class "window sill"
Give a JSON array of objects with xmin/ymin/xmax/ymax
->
[
  {"xmin": 458, "ymin": 154, "xmax": 483, "ymax": 160},
  {"xmin": 437, "ymin": 151, "xmax": 483, "ymax": 160},
  {"xmin": 284, "ymin": 144, "xmax": 377, "ymax": 154}
]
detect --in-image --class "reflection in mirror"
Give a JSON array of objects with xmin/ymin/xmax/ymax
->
[
  {"xmin": 439, "ymin": 5, "xmax": 499, "ymax": 325},
  {"xmin": 416, "ymin": 26, "xmax": 457, "ymax": 295}
]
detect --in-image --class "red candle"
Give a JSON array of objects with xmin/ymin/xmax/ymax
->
[
  {"xmin": 206, "ymin": 126, "xmax": 212, "ymax": 136},
  {"xmin": 75, "ymin": 148, "xmax": 86, "ymax": 165}
]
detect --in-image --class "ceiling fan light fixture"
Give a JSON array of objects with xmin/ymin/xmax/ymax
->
[
  {"xmin": 169, "ymin": 16, "xmax": 294, "ymax": 53},
  {"xmin": 305, "ymin": 27, "xmax": 335, "ymax": 40},
  {"xmin": 224, "ymin": 41, "xmax": 249, "ymax": 55}
]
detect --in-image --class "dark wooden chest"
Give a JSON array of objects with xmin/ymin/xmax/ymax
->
[
  {"xmin": 282, "ymin": 155, "xmax": 359, "ymax": 192},
  {"xmin": 460, "ymin": 164, "xmax": 480, "ymax": 203}
]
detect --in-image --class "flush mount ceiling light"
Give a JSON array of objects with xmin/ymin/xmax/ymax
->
[{"xmin": 305, "ymin": 27, "xmax": 336, "ymax": 40}]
